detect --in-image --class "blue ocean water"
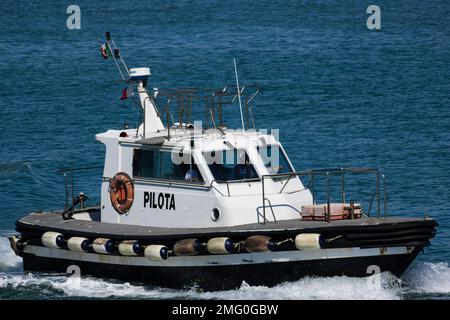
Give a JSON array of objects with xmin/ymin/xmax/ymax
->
[{"xmin": 1, "ymin": 0, "xmax": 450, "ymax": 299}]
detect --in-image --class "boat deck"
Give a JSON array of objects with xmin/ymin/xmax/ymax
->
[{"xmin": 16, "ymin": 208, "xmax": 438, "ymax": 242}]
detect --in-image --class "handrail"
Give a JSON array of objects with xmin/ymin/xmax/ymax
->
[
  {"xmin": 260, "ymin": 198, "xmax": 277, "ymax": 223},
  {"xmin": 117, "ymin": 176, "xmax": 260, "ymax": 197},
  {"xmin": 58, "ymin": 165, "xmax": 103, "ymax": 174},
  {"xmin": 261, "ymin": 167, "xmax": 388, "ymax": 225},
  {"xmin": 60, "ymin": 166, "xmax": 103, "ymax": 215},
  {"xmin": 257, "ymin": 202, "xmax": 299, "ymax": 224}
]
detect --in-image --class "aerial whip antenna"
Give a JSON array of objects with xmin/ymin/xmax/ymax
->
[
  {"xmin": 233, "ymin": 58, "xmax": 245, "ymax": 131},
  {"xmin": 103, "ymin": 32, "xmax": 129, "ymax": 80}
]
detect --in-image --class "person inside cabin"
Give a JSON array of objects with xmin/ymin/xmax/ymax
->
[
  {"xmin": 234, "ymin": 153, "xmax": 256, "ymax": 180},
  {"xmin": 182, "ymin": 158, "xmax": 200, "ymax": 182},
  {"xmin": 185, "ymin": 167, "xmax": 199, "ymax": 181}
]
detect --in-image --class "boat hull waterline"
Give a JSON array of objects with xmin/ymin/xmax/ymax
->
[{"xmin": 21, "ymin": 244, "xmax": 419, "ymax": 290}]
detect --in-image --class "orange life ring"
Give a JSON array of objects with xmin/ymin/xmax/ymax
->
[{"xmin": 109, "ymin": 172, "xmax": 134, "ymax": 214}]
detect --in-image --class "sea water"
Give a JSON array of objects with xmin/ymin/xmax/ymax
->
[{"xmin": 1, "ymin": 0, "xmax": 450, "ymax": 299}]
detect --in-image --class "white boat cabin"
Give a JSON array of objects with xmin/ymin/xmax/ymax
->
[{"xmin": 95, "ymin": 66, "xmax": 313, "ymax": 228}]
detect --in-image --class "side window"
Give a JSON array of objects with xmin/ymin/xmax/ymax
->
[
  {"xmin": 133, "ymin": 149, "xmax": 203, "ymax": 183},
  {"xmin": 133, "ymin": 149, "xmax": 159, "ymax": 177}
]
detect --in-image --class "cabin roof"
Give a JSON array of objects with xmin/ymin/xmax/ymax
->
[{"xmin": 96, "ymin": 127, "xmax": 279, "ymax": 151}]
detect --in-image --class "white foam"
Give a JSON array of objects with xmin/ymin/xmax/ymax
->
[
  {"xmin": 51, "ymin": 276, "xmax": 179, "ymax": 298},
  {"xmin": 402, "ymin": 261, "xmax": 450, "ymax": 294},
  {"xmin": 0, "ymin": 236, "xmax": 22, "ymax": 272},
  {"xmin": 191, "ymin": 273, "xmax": 402, "ymax": 300},
  {"xmin": 0, "ymin": 271, "xmax": 403, "ymax": 299},
  {"xmin": 0, "ymin": 272, "xmax": 183, "ymax": 299}
]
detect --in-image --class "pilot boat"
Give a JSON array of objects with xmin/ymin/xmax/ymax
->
[{"xmin": 9, "ymin": 33, "xmax": 438, "ymax": 290}]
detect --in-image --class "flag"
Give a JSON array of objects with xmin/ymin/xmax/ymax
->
[
  {"xmin": 100, "ymin": 43, "xmax": 111, "ymax": 59},
  {"xmin": 120, "ymin": 86, "xmax": 133, "ymax": 100}
]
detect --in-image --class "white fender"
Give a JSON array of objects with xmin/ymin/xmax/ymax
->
[
  {"xmin": 207, "ymin": 237, "xmax": 233, "ymax": 255},
  {"xmin": 92, "ymin": 238, "xmax": 114, "ymax": 254},
  {"xmin": 41, "ymin": 231, "xmax": 64, "ymax": 249},
  {"xmin": 67, "ymin": 237, "xmax": 91, "ymax": 252},
  {"xmin": 118, "ymin": 240, "xmax": 141, "ymax": 256},
  {"xmin": 144, "ymin": 245, "xmax": 169, "ymax": 261},
  {"xmin": 295, "ymin": 233, "xmax": 324, "ymax": 250}
]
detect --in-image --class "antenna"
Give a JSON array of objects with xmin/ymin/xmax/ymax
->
[
  {"xmin": 102, "ymin": 32, "xmax": 165, "ymax": 135},
  {"xmin": 104, "ymin": 32, "xmax": 130, "ymax": 80},
  {"xmin": 233, "ymin": 58, "xmax": 245, "ymax": 131},
  {"xmin": 210, "ymin": 109, "xmax": 217, "ymax": 130}
]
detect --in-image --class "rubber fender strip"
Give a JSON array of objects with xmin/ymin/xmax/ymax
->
[
  {"xmin": 340, "ymin": 220, "xmax": 438, "ymax": 234},
  {"xmin": 352, "ymin": 234, "xmax": 433, "ymax": 246},
  {"xmin": 15, "ymin": 218, "xmax": 438, "ymax": 242},
  {"xmin": 359, "ymin": 240, "xmax": 430, "ymax": 249},
  {"xmin": 345, "ymin": 228, "xmax": 436, "ymax": 240}
]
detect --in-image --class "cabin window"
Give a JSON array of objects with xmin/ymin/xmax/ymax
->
[
  {"xmin": 203, "ymin": 149, "xmax": 258, "ymax": 182},
  {"xmin": 257, "ymin": 145, "xmax": 294, "ymax": 175},
  {"xmin": 133, "ymin": 149, "xmax": 203, "ymax": 183}
]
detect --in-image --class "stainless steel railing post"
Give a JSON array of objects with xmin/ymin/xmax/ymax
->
[
  {"xmin": 376, "ymin": 171, "xmax": 380, "ymax": 217},
  {"xmin": 143, "ymin": 103, "xmax": 146, "ymax": 140},
  {"xmin": 312, "ymin": 173, "xmax": 315, "ymax": 204},
  {"xmin": 382, "ymin": 174, "xmax": 388, "ymax": 218},
  {"xmin": 262, "ymin": 176, "xmax": 266, "ymax": 224},
  {"xmin": 64, "ymin": 172, "xmax": 68, "ymax": 212},
  {"xmin": 326, "ymin": 172, "xmax": 331, "ymax": 223}
]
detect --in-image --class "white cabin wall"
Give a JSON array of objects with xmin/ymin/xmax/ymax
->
[
  {"xmin": 116, "ymin": 183, "xmax": 220, "ymax": 227},
  {"xmin": 96, "ymin": 132, "xmax": 121, "ymax": 178},
  {"xmin": 96, "ymin": 131, "xmax": 124, "ymax": 224},
  {"xmin": 100, "ymin": 182, "xmax": 118, "ymax": 223}
]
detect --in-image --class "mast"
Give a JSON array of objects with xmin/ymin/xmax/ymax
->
[
  {"xmin": 130, "ymin": 68, "xmax": 165, "ymax": 135},
  {"xmin": 102, "ymin": 32, "xmax": 165, "ymax": 136}
]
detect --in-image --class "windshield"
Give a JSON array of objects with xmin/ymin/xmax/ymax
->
[
  {"xmin": 257, "ymin": 144, "xmax": 293, "ymax": 175},
  {"xmin": 203, "ymin": 149, "xmax": 259, "ymax": 182}
]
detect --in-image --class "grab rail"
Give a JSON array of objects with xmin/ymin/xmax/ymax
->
[
  {"xmin": 122, "ymin": 176, "xmax": 261, "ymax": 197},
  {"xmin": 142, "ymin": 85, "xmax": 261, "ymax": 139}
]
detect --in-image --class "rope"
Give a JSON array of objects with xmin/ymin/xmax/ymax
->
[
  {"xmin": 276, "ymin": 238, "xmax": 293, "ymax": 246},
  {"xmin": 326, "ymin": 235, "xmax": 344, "ymax": 243},
  {"xmin": 233, "ymin": 240, "xmax": 245, "ymax": 252}
]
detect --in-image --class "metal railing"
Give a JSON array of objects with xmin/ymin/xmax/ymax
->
[
  {"xmin": 119, "ymin": 167, "xmax": 388, "ymax": 225},
  {"xmin": 142, "ymin": 85, "xmax": 261, "ymax": 140},
  {"xmin": 261, "ymin": 167, "xmax": 388, "ymax": 224},
  {"xmin": 59, "ymin": 166, "xmax": 103, "ymax": 217},
  {"xmin": 90, "ymin": 166, "xmax": 387, "ymax": 226}
]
